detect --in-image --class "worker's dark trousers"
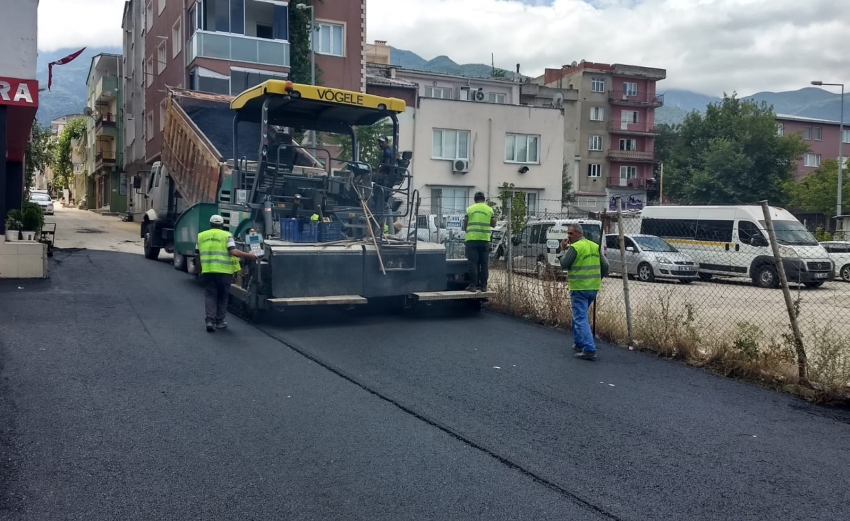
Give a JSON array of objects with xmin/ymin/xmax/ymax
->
[
  {"xmin": 203, "ymin": 273, "xmax": 232, "ymax": 322},
  {"xmin": 465, "ymin": 240, "xmax": 490, "ymax": 290}
]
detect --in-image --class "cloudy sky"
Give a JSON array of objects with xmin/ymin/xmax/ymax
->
[{"xmin": 38, "ymin": 0, "xmax": 850, "ymax": 97}]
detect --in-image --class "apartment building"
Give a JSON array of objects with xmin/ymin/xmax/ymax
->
[
  {"xmin": 137, "ymin": 0, "xmax": 366, "ymax": 165},
  {"xmin": 537, "ymin": 61, "xmax": 666, "ymax": 213},
  {"xmin": 84, "ymin": 53, "xmax": 125, "ymax": 214},
  {"xmin": 366, "ymin": 61, "xmax": 565, "ymax": 216},
  {"xmin": 123, "ymin": 0, "xmax": 148, "ymax": 220},
  {"xmin": 776, "ymin": 114, "xmax": 849, "ymax": 180}
]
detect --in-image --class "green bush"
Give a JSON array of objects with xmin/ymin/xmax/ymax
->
[
  {"xmin": 5, "ymin": 209, "xmax": 23, "ymax": 231},
  {"xmin": 21, "ymin": 202, "xmax": 43, "ymax": 232}
]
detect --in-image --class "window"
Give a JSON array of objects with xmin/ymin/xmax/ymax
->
[
  {"xmin": 157, "ymin": 41, "xmax": 166, "ymax": 74},
  {"xmin": 230, "ymin": 68, "xmax": 288, "ymax": 95},
  {"xmin": 146, "ymin": 1, "xmax": 154, "ymax": 29},
  {"xmin": 172, "ymin": 19, "xmax": 182, "ymax": 58},
  {"xmin": 591, "ymin": 77, "xmax": 605, "ymax": 93},
  {"xmin": 146, "ymin": 56, "xmax": 154, "ymax": 87},
  {"xmin": 620, "ymin": 166, "xmax": 637, "ymax": 179},
  {"xmin": 504, "ymin": 133, "xmax": 540, "ymax": 164},
  {"xmin": 814, "ymin": 126, "xmax": 822, "ymax": 141},
  {"xmin": 146, "ymin": 111, "xmax": 154, "ymax": 141},
  {"xmin": 424, "ymin": 86, "xmax": 452, "ymax": 99},
  {"xmin": 590, "ymin": 107, "xmax": 604, "ymax": 121},
  {"xmin": 803, "ymin": 127, "xmax": 812, "ymax": 140},
  {"xmin": 488, "ymin": 92, "xmax": 506, "ymax": 104},
  {"xmin": 619, "ymin": 139, "xmax": 637, "ymax": 151},
  {"xmin": 804, "ymin": 153, "xmax": 821, "ymax": 167},
  {"xmin": 623, "ymin": 82, "xmax": 638, "ymax": 96},
  {"xmin": 696, "ymin": 221, "xmax": 734, "ymax": 242},
  {"xmin": 588, "ymin": 163, "xmax": 601, "ymax": 178},
  {"xmin": 737, "ymin": 220, "xmax": 766, "ymax": 246},
  {"xmin": 842, "ymin": 130, "xmax": 850, "ymax": 144},
  {"xmin": 430, "ymin": 187, "xmax": 469, "ymax": 214},
  {"xmin": 589, "ymin": 135, "xmax": 603, "ymax": 151},
  {"xmin": 500, "ymin": 189, "xmax": 539, "ymax": 216},
  {"xmin": 314, "ymin": 22, "xmax": 344, "ymax": 57},
  {"xmin": 256, "ymin": 25, "xmax": 273, "ymax": 39},
  {"xmin": 159, "ymin": 99, "xmax": 166, "ymax": 131},
  {"xmin": 777, "ymin": 123, "xmax": 784, "ymax": 136},
  {"xmin": 432, "ymin": 129, "xmax": 470, "ymax": 160},
  {"xmin": 158, "ymin": 0, "xmax": 166, "ymax": 14}
]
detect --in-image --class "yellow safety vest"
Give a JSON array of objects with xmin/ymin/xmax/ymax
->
[
  {"xmin": 465, "ymin": 202, "xmax": 493, "ymax": 242},
  {"xmin": 198, "ymin": 228, "xmax": 239, "ymax": 275},
  {"xmin": 568, "ymin": 238, "xmax": 602, "ymax": 291}
]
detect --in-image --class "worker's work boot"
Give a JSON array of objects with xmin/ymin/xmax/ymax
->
[
  {"xmin": 465, "ymin": 285, "xmax": 478, "ymax": 292},
  {"xmin": 572, "ymin": 345, "xmax": 583, "ymax": 353},
  {"xmin": 206, "ymin": 319, "xmax": 216, "ymax": 332},
  {"xmin": 575, "ymin": 351, "xmax": 597, "ymax": 361},
  {"xmin": 215, "ymin": 320, "xmax": 228, "ymax": 330}
]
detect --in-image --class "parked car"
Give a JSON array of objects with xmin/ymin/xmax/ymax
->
[
  {"xmin": 510, "ymin": 218, "xmax": 603, "ymax": 277},
  {"xmin": 603, "ymin": 233, "xmax": 698, "ymax": 283},
  {"xmin": 820, "ymin": 241, "xmax": 850, "ymax": 281},
  {"xmin": 29, "ymin": 192, "xmax": 54, "ymax": 215}
]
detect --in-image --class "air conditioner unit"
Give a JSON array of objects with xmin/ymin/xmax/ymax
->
[
  {"xmin": 474, "ymin": 90, "xmax": 486, "ymax": 102},
  {"xmin": 452, "ymin": 159, "xmax": 470, "ymax": 174}
]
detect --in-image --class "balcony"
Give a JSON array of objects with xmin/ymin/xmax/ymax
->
[
  {"xmin": 609, "ymin": 120, "xmax": 659, "ymax": 136},
  {"xmin": 95, "ymin": 148, "xmax": 116, "ymax": 169},
  {"xmin": 95, "ymin": 113, "xmax": 118, "ymax": 137},
  {"xmin": 95, "ymin": 75, "xmax": 119, "ymax": 104},
  {"xmin": 606, "ymin": 149, "xmax": 656, "ymax": 163},
  {"xmin": 609, "ymin": 90, "xmax": 664, "ymax": 107},
  {"xmin": 187, "ymin": 30, "xmax": 290, "ymax": 69},
  {"xmin": 607, "ymin": 176, "xmax": 653, "ymax": 189}
]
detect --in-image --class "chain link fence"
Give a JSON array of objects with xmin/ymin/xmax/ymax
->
[{"xmin": 409, "ymin": 197, "xmax": 850, "ymax": 399}]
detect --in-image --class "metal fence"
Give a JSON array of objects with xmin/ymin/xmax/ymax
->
[{"xmin": 409, "ymin": 197, "xmax": 850, "ymax": 396}]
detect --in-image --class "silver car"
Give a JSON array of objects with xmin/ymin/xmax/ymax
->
[
  {"xmin": 29, "ymin": 192, "xmax": 54, "ymax": 215},
  {"xmin": 603, "ymin": 233, "xmax": 698, "ymax": 283}
]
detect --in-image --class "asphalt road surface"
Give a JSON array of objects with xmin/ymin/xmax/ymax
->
[{"xmin": 1, "ymin": 209, "xmax": 849, "ymax": 520}]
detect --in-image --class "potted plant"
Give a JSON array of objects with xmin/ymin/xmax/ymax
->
[
  {"xmin": 21, "ymin": 203, "xmax": 44, "ymax": 241},
  {"xmin": 5, "ymin": 209, "xmax": 23, "ymax": 241}
]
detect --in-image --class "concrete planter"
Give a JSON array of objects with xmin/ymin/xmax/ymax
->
[{"xmin": 5, "ymin": 230, "xmax": 20, "ymax": 242}]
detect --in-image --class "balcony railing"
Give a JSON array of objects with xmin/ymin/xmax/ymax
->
[
  {"xmin": 609, "ymin": 120, "xmax": 659, "ymax": 135},
  {"xmin": 95, "ymin": 113, "xmax": 117, "ymax": 131},
  {"xmin": 606, "ymin": 176, "xmax": 652, "ymax": 188},
  {"xmin": 96, "ymin": 149, "xmax": 116, "ymax": 165},
  {"xmin": 606, "ymin": 149, "xmax": 656, "ymax": 162},
  {"xmin": 187, "ymin": 30, "xmax": 290, "ymax": 68},
  {"xmin": 609, "ymin": 90, "xmax": 664, "ymax": 107}
]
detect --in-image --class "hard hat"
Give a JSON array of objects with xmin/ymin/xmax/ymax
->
[{"xmin": 210, "ymin": 214, "xmax": 224, "ymax": 225}]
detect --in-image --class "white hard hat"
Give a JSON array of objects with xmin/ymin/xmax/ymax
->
[{"xmin": 210, "ymin": 214, "xmax": 224, "ymax": 225}]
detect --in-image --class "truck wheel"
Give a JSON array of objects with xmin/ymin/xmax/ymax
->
[
  {"xmin": 753, "ymin": 265, "xmax": 778, "ymax": 288},
  {"xmin": 143, "ymin": 224, "xmax": 160, "ymax": 260},
  {"xmin": 173, "ymin": 252, "xmax": 188, "ymax": 272}
]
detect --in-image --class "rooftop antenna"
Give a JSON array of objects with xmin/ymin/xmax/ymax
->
[{"xmin": 491, "ymin": 53, "xmax": 495, "ymax": 76}]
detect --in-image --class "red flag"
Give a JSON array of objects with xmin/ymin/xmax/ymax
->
[{"xmin": 47, "ymin": 47, "xmax": 86, "ymax": 91}]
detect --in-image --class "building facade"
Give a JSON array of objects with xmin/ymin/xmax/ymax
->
[
  {"xmin": 136, "ymin": 0, "xmax": 365, "ymax": 166},
  {"xmin": 537, "ymin": 61, "xmax": 666, "ymax": 213},
  {"xmin": 123, "ymin": 0, "xmax": 149, "ymax": 220},
  {"xmin": 85, "ymin": 53, "xmax": 126, "ymax": 214},
  {"xmin": 366, "ymin": 62, "xmax": 565, "ymax": 216},
  {"xmin": 776, "ymin": 114, "xmax": 849, "ymax": 180}
]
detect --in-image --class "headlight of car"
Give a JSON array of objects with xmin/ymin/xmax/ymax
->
[{"xmin": 657, "ymin": 256, "xmax": 673, "ymax": 264}]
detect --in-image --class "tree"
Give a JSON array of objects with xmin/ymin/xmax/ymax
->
[
  {"xmin": 288, "ymin": 0, "xmax": 323, "ymax": 86},
  {"xmin": 785, "ymin": 159, "xmax": 849, "ymax": 216},
  {"xmin": 335, "ymin": 119, "xmax": 393, "ymax": 165},
  {"xmin": 496, "ymin": 182, "xmax": 529, "ymax": 236},
  {"xmin": 562, "ymin": 163, "xmax": 574, "ymax": 205},
  {"xmin": 53, "ymin": 117, "xmax": 87, "ymax": 190},
  {"xmin": 662, "ymin": 93, "xmax": 809, "ymax": 205},
  {"xmin": 25, "ymin": 122, "xmax": 55, "ymax": 195}
]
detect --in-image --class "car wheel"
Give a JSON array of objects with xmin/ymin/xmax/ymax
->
[
  {"xmin": 143, "ymin": 224, "xmax": 160, "ymax": 260},
  {"xmin": 841, "ymin": 264, "xmax": 850, "ymax": 282},
  {"xmin": 804, "ymin": 281, "xmax": 824, "ymax": 289},
  {"xmin": 637, "ymin": 262, "xmax": 655, "ymax": 282},
  {"xmin": 753, "ymin": 265, "xmax": 778, "ymax": 288}
]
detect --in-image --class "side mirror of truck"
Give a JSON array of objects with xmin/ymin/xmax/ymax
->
[{"xmin": 133, "ymin": 175, "xmax": 142, "ymax": 189}]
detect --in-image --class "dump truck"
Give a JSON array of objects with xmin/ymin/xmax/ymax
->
[{"xmin": 138, "ymin": 82, "xmax": 490, "ymax": 316}]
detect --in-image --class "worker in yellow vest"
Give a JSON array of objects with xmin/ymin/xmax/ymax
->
[
  {"xmin": 196, "ymin": 214, "xmax": 257, "ymax": 332},
  {"xmin": 558, "ymin": 223, "xmax": 609, "ymax": 360},
  {"xmin": 462, "ymin": 191, "xmax": 496, "ymax": 292}
]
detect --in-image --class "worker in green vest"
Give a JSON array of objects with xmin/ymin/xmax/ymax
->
[
  {"xmin": 196, "ymin": 214, "xmax": 257, "ymax": 332},
  {"xmin": 558, "ymin": 223, "xmax": 609, "ymax": 360},
  {"xmin": 462, "ymin": 191, "xmax": 496, "ymax": 292}
]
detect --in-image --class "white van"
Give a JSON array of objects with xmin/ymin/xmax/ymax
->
[
  {"xmin": 508, "ymin": 218, "xmax": 602, "ymax": 276},
  {"xmin": 639, "ymin": 205, "xmax": 834, "ymax": 288}
]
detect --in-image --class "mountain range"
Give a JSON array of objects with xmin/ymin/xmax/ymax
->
[{"xmin": 35, "ymin": 45, "xmax": 848, "ymax": 128}]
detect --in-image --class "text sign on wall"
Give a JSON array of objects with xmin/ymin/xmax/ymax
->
[{"xmin": 0, "ymin": 78, "xmax": 38, "ymax": 107}]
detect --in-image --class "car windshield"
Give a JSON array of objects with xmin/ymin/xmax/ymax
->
[
  {"xmin": 759, "ymin": 220, "xmax": 819, "ymax": 246},
  {"xmin": 30, "ymin": 194, "xmax": 50, "ymax": 201},
  {"xmin": 633, "ymin": 236, "xmax": 677, "ymax": 252},
  {"xmin": 582, "ymin": 224, "xmax": 602, "ymax": 245}
]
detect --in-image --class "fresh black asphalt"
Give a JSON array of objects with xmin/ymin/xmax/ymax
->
[{"xmin": 1, "ymin": 246, "xmax": 849, "ymax": 520}]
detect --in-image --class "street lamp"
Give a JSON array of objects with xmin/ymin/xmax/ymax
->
[
  {"xmin": 295, "ymin": 2, "xmax": 316, "ymax": 149},
  {"xmin": 811, "ymin": 81, "xmax": 845, "ymax": 217}
]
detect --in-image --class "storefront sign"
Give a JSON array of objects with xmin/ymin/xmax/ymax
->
[{"xmin": 0, "ymin": 78, "xmax": 38, "ymax": 107}]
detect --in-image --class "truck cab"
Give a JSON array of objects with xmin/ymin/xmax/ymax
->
[{"xmin": 140, "ymin": 161, "xmax": 189, "ymax": 261}]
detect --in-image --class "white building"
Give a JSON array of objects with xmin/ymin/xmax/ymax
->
[
  {"xmin": 122, "ymin": 0, "xmax": 148, "ymax": 221},
  {"xmin": 366, "ymin": 64, "xmax": 565, "ymax": 217}
]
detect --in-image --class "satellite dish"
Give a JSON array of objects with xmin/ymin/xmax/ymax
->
[
  {"xmin": 83, "ymin": 107, "xmax": 93, "ymax": 116},
  {"xmin": 580, "ymin": 59, "xmax": 586, "ymax": 64},
  {"xmin": 571, "ymin": 61, "xmax": 577, "ymax": 68},
  {"xmin": 553, "ymin": 92, "xmax": 564, "ymax": 107}
]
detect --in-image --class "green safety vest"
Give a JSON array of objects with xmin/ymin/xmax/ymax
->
[
  {"xmin": 568, "ymin": 238, "xmax": 602, "ymax": 291},
  {"xmin": 197, "ymin": 228, "xmax": 239, "ymax": 275},
  {"xmin": 465, "ymin": 202, "xmax": 493, "ymax": 242}
]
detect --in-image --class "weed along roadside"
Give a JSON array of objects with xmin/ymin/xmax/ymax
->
[{"xmin": 483, "ymin": 201, "xmax": 850, "ymax": 406}]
